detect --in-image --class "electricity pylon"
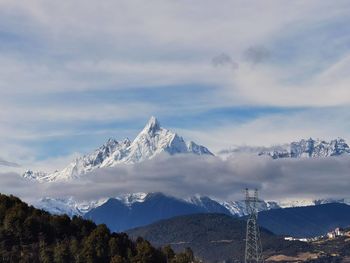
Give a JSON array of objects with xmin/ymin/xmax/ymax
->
[{"xmin": 244, "ymin": 188, "xmax": 264, "ymax": 263}]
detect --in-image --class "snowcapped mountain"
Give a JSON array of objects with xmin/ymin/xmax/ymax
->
[
  {"xmin": 218, "ymin": 138, "xmax": 350, "ymax": 159},
  {"xmin": 35, "ymin": 197, "xmax": 108, "ymax": 217},
  {"xmin": 23, "ymin": 116, "xmax": 213, "ymax": 182},
  {"xmin": 187, "ymin": 195, "xmax": 235, "ymax": 214},
  {"xmin": 36, "ymin": 193, "xmax": 229, "ymax": 218},
  {"xmin": 278, "ymin": 198, "xmax": 350, "ymax": 208},
  {"xmin": 84, "ymin": 192, "xmax": 232, "ymax": 232},
  {"xmin": 34, "ymin": 193, "xmax": 350, "ymax": 222},
  {"xmin": 116, "ymin": 192, "xmax": 148, "ymax": 206},
  {"xmin": 221, "ymin": 200, "xmax": 281, "ymax": 217}
]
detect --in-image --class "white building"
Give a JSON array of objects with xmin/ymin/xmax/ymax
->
[{"xmin": 327, "ymin": 227, "xmax": 344, "ymax": 239}]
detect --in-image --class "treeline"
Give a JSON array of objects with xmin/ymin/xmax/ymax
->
[{"xmin": 0, "ymin": 194, "xmax": 198, "ymax": 263}]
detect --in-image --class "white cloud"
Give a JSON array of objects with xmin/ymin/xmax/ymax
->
[{"xmin": 1, "ymin": 154, "xmax": 350, "ymax": 204}]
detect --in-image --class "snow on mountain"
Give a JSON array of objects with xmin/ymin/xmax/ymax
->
[
  {"xmin": 35, "ymin": 197, "xmax": 108, "ymax": 217},
  {"xmin": 187, "ymin": 195, "xmax": 233, "ymax": 214},
  {"xmin": 34, "ymin": 192, "xmax": 350, "ymax": 219},
  {"xmin": 116, "ymin": 193, "xmax": 148, "ymax": 206},
  {"xmin": 35, "ymin": 194, "xmax": 148, "ymax": 217},
  {"xmin": 187, "ymin": 141, "xmax": 213, "ymax": 155},
  {"xmin": 23, "ymin": 116, "xmax": 213, "ymax": 182},
  {"xmin": 218, "ymin": 138, "xmax": 350, "ymax": 159},
  {"xmin": 221, "ymin": 200, "xmax": 281, "ymax": 217},
  {"xmin": 279, "ymin": 198, "xmax": 350, "ymax": 208}
]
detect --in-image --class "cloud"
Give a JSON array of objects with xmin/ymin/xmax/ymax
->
[
  {"xmin": 211, "ymin": 53, "xmax": 239, "ymax": 69},
  {"xmin": 244, "ymin": 46, "xmax": 270, "ymax": 64},
  {"xmin": 0, "ymin": 157, "xmax": 20, "ymax": 167},
  {"xmin": 1, "ymin": 154, "xmax": 350, "ymax": 205}
]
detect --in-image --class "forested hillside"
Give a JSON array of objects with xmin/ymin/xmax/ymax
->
[
  {"xmin": 127, "ymin": 213, "xmax": 311, "ymax": 262},
  {"xmin": 0, "ymin": 194, "xmax": 196, "ymax": 263}
]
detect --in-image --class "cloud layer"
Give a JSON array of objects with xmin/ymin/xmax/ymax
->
[{"xmin": 2, "ymin": 154, "xmax": 350, "ymax": 204}]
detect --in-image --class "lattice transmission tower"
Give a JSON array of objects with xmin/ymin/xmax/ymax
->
[{"xmin": 244, "ymin": 188, "xmax": 264, "ymax": 263}]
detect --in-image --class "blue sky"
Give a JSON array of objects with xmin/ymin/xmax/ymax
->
[{"xmin": 1, "ymin": 1, "xmax": 350, "ymax": 172}]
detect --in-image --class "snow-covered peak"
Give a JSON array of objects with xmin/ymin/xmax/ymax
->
[
  {"xmin": 24, "ymin": 117, "xmax": 213, "ymax": 182},
  {"xmin": 221, "ymin": 200, "xmax": 281, "ymax": 217},
  {"xmin": 35, "ymin": 197, "xmax": 108, "ymax": 217},
  {"xmin": 187, "ymin": 141, "xmax": 213, "ymax": 155},
  {"xmin": 141, "ymin": 116, "xmax": 161, "ymax": 135},
  {"xmin": 219, "ymin": 138, "xmax": 350, "ymax": 159},
  {"xmin": 23, "ymin": 170, "xmax": 48, "ymax": 180},
  {"xmin": 267, "ymin": 137, "xmax": 350, "ymax": 158},
  {"xmin": 117, "ymin": 193, "xmax": 148, "ymax": 206}
]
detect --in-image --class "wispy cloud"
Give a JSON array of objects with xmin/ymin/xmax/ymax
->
[
  {"xmin": 211, "ymin": 53, "xmax": 239, "ymax": 69},
  {"xmin": 0, "ymin": 158, "xmax": 20, "ymax": 168}
]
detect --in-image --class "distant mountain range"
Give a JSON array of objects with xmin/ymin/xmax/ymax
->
[
  {"xmin": 219, "ymin": 138, "xmax": 350, "ymax": 159},
  {"xmin": 35, "ymin": 192, "xmax": 350, "ymax": 235},
  {"xmin": 84, "ymin": 193, "xmax": 231, "ymax": 232},
  {"xmin": 23, "ymin": 116, "xmax": 350, "ymax": 182},
  {"xmin": 258, "ymin": 203, "xmax": 350, "ymax": 238},
  {"xmin": 23, "ymin": 116, "xmax": 213, "ymax": 182}
]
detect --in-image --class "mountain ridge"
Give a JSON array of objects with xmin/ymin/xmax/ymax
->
[
  {"xmin": 84, "ymin": 192, "xmax": 232, "ymax": 232},
  {"xmin": 36, "ymin": 192, "xmax": 350, "ymax": 225},
  {"xmin": 126, "ymin": 213, "xmax": 309, "ymax": 263},
  {"xmin": 219, "ymin": 137, "xmax": 350, "ymax": 159},
  {"xmin": 23, "ymin": 116, "xmax": 213, "ymax": 182}
]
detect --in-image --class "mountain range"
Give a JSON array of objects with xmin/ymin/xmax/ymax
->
[
  {"xmin": 35, "ymin": 192, "xmax": 350, "ymax": 236},
  {"xmin": 23, "ymin": 116, "xmax": 213, "ymax": 182},
  {"xmin": 23, "ymin": 116, "xmax": 350, "ymax": 182},
  {"xmin": 219, "ymin": 137, "xmax": 350, "ymax": 159},
  {"xmin": 258, "ymin": 203, "xmax": 350, "ymax": 238},
  {"xmin": 84, "ymin": 193, "xmax": 231, "ymax": 232},
  {"xmin": 19, "ymin": 116, "xmax": 350, "ymax": 238}
]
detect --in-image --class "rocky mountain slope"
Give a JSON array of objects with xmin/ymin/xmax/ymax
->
[{"xmin": 23, "ymin": 117, "xmax": 213, "ymax": 182}]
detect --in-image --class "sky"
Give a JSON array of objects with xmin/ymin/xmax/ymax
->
[{"xmin": 1, "ymin": 0, "xmax": 350, "ymax": 174}]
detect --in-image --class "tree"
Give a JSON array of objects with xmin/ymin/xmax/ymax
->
[
  {"xmin": 132, "ymin": 239, "xmax": 164, "ymax": 263},
  {"xmin": 0, "ymin": 193, "xmax": 187, "ymax": 263},
  {"xmin": 110, "ymin": 255, "xmax": 127, "ymax": 263},
  {"xmin": 173, "ymin": 247, "xmax": 195, "ymax": 263},
  {"xmin": 162, "ymin": 245, "xmax": 175, "ymax": 261},
  {"xmin": 83, "ymin": 224, "xmax": 110, "ymax": 263},
  {"xmin": 54, "ymin": 241, "xmax": 71, "ymax": 263}
]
